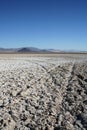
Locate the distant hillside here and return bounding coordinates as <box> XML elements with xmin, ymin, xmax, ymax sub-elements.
<box><xmin>17</xmin><ymin>47</ymin><xmax>62</xmax><ymax>53</ymax></box>
<box><xmin>18</xmin><ymin>47</ymin><xmax>41</xmax><ymax>52</ymax></box>
<box><xmin>0</xmin><ymin>47</ymin><xmax>87</xmax><ymax>53</ymax></box>
<box><xmin>0</xmin><ymin>47</ymin><xmax>61</xmax><ymax>53</ymax></box>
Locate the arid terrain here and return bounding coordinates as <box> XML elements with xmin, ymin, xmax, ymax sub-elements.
<box><xmin>0</xmin><ymin>54</ymin><xmax>87</xmax><ymax>130</ymax></box>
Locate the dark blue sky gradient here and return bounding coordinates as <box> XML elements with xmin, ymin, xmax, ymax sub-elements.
<box><xmin>0</xmin><ymin>0</ymin><xmax>87</xmax><ymax>50</ymax></box>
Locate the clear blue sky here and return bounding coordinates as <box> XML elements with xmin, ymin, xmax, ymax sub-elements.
<box><xmin>0</xmin><ymin>0</ymin><xmax>87</xmax><ymax>50</ymax></box>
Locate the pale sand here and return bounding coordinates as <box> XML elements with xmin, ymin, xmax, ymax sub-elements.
<box><xmin>0</xmin><ymin>54</ymin><xmax>87</xmax><ymax>130</ymax></box>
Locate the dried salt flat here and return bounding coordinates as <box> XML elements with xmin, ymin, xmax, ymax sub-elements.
<box><xmin>0</xmin><ymin>54</ymin><xmax>87</xmax><ymax>130</ymax></box>
<box><xmin>0</xmin><ymin>56</ymin><xmax>86</xmax><ymax>72</ymax></box>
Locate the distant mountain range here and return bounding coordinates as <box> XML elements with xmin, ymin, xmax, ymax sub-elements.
<box><xmin>0</xmin><ymin>47</ymin><xmax>61</xmax><ymax>53</ymax></box>
<box><xmin>0</xmin><ymin>47</ymin><xmax>86</xmax><ymax>53</ymax></box>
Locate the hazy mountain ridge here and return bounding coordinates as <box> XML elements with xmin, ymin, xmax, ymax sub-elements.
<box><xmin>0</xmin><ymin>47</ymin><xmax>86</xmax><ymax>53</ymax></box>
<box><xmin>0</xmin><ymin>47</ymin><xmax>61</xmax><ymax>53</ymax></box>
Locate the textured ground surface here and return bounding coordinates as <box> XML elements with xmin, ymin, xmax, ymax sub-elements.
<box><xmin>0</xmin><ymin>54</ymin><xmax>87</xmax><ymax>130</ymax></box>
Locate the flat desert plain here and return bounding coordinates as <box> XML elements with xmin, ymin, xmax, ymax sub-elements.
<box><xmin>0</xmin><ymin>53</ymin><xmax>87</xmax><ymax>130</ymax></box>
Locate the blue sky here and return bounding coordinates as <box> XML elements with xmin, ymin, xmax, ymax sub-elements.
<box><xmin>0</xmin><ymin>0</ymin><xmax>87</xmax><ymax>50</ymax></box>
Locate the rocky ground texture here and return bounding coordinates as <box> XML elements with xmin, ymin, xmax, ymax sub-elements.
<box><xmin>0</xmin><ymin>54</ymin><xmax>87</xmax><ymax>130</ymax></box>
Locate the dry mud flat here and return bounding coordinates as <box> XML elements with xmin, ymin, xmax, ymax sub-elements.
<box><xmin>0</xmin><ymin>54</ymin><xmax>87</xmax><ymax>130</ymax></box>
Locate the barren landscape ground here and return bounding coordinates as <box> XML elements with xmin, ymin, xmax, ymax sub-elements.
<box><xmin>0</xmin><ymin>54</ymin><xmax>87</xmax><ymax>130</ymax></box>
